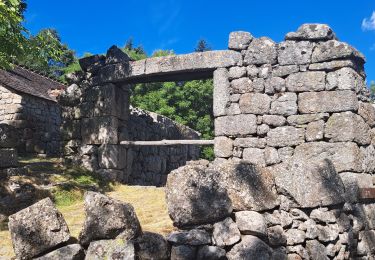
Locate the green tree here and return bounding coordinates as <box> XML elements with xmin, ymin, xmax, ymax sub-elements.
<box><xmin>122</xmin><ymin>38</ymin><xmax>147</xmax><ymax>61</ymax></box>
<box><xmin>0</xmin><ymin>0</ymin><xmax>28</xmax><ymax>69</ymax></box>
<box><xmin>195</xmin><ymin>39</ymin><xmax>212</xmax><ymax>52</ymax></box>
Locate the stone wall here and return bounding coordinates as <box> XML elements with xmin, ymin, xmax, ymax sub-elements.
<box><xmin>60</xmin><ymin>56</ymin><xmax>200</xmax><ymax>185</ymax></box>
<box><xmin>0</xmin><ymin>85</ymin><xmax>61</xmax><ymax>156</ymax></box>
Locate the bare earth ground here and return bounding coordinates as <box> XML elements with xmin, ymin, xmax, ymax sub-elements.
<box><xmin>0</xmin><ymin>158</ymin><xmax>174</xmax><ymax>259</ymax></box>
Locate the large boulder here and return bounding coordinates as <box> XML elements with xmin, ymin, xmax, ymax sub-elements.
<box><xmin>85</xmin><ymin>239</ymin><xmax>135</xmax><ymax>260</ymax></box>
<box><xmin>285</xmin><ymin>24</ymin><xmax>336</xmax><ymax>41</ymax></box>
<box><xmin>213</xmin><ymin>161</ymin><xmax>279</xmax><ymax>211</ymax></box>
<box><xmin>34</xmin><ymin>244</ymin><xmax>84</xmax><ymax>260</ymax></box>
<box><xmin>79</xmin><ymin>192</ymin><xmax>142</xmax><ymax>246</ymax></box>
<box><xmin>8</xmin><ymin>198</ymin><xmax>70</xmax><ymax>260</ymax></box>
<box><xmin>165</xmin><ymin>164</ymin><xmax>232</xmax><ymax>227</ymax></box>
<box><xmin>0</xmin><ymin>124</ymin><xmax>18</xmax><ymax>148</ymax></box>
<box><xmin>243</xmin><ymin>37</ymin><xmax>277</xmax><ymax>65</ymax></box>
<box><xmin>270</xmin><ymin>158</ymin><xmax>345</xmax><ymax>208</ymax></box>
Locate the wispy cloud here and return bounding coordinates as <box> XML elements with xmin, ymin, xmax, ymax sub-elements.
<box><xmin>362</xmin><ymin>11</ymin><xmax>375</xmax><ymax>31</ymax></box>
<box><xmin>149</xmin><ymin>0</ymin><xmax>182</xmax><ymax>36</ymax></box>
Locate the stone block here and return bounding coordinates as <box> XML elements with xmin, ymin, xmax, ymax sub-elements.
<box><xmin>214</xmin><ymin>136</ymin><xmax>233</xmax><ymax>158</ymax></box>
<box><xmin>270</xmin><ymin>92</ymin><xmax>297</xmax><ymax>116</ymax></box>
<box><xmin>171</xmin><ymin>245</ymin><xmax>197</xmax><ymax>260</ymax></box>
<box><xmin>306</xmin><ymin>120</ymin><xmax>324</xmax><ymax>141</ymax></box>
<box><xmin>286</xmin><ymin>71</ymin><xmax>326</xmax><ymax>92</ymax></box>
<box><xmin>167</xmin><ymin>229</ymin><xmax>211</xmax><ymax>246</ymax></box>
<box><xmin>239</xmin><ymin>93</ymin><xmax>271</xmax><ymax>115</ymax></box>
<box><xmin>215</xmin><ymin>114</ymin><xmax>257</xmax><ymax>137</ymax></box>
<box><xmin>272</xmin><ymin>65</ymin><xmax>299</xmax><ymax>77</ymax></box>
<box><xmin>228</xmin><ymin>31</ymin><xmax>253</xmax><ymax>50</ymax></box>
<box><xmin>227</xmin><ymin>235</ymin><xmax>273</xmax><ymax>260</ymax></box>
<box><xmin>105</xmin><ymin>45</ymin><xmax>130</xmax><ymax>64</ymax></box>
<box><xmin>298</xmin><ymin>90</ymin><xmax>358</xmax><ymax>114</ymax></box>
<box><xmin>230</xmin><ymin>77</ymin><xmax>252</xmax><ymax>94</ymax></box>
<box><xmin>265</xmin><ymin>76</ymin><xmax>286</xmax><ymax>94</ymax></box>
<box><xmin>133</xmin><ymin>232</ymin><xmax>170</xmax><ymax>260</ymax></box>
<box><xmin>34</xmin><ymin>244</ymin><xmax>84</xmax><ymax>260</ymax></box>
<box><xmin>85</xmin><ymin>239</ymin><xmax>135</xmax><ymax>260</ymax></box>
<box><xmin>235</xmin><ymin>211</ymin><xmax>267</xmax><ymax>237</ymax></box>
<box><xmin>262</xmin><ymin>115</ymin><xmax>286</xmax><ymax>127</ymax></box>
<box><xmin>252</xmin><ymin>78</ymin><xmax>265</xmax><ymax>92</ymax></box>
<box><xmin>213</xmin><ymin>68</ymin><xmax>230</xmax><ymax>117</ymax></box>
<box><xmin>340</xmin><ymin>172</ymin><xmax>374</xmax><ymax>202</ymax></box>
<box><xmin>326</xmin><ymin>67</ymin><xmax>365</xmax><ymax>93</ymax></box>
<box><xmin>243</xmin><ymin>37</ymin><xmax>277</xmax><ymax>65</ymax></box>
<box><xmin>312</xmin><ymin>40</ymin><xmax>365</xmax><ymax>63</ymax></box>
<box><xmin>233</xmin><ymin>137</ymin><xmax>266</xmax><ymax>148</ymax></box>
<box><xmin>271</xmin><ymin>158</ymin><xmax>345</xmax><ymax>208</ymax></box>
<box><xmin>264</xmin><ymin>147</ymin><xmax>281</xmax><ymax>165</ymax></box>
<box><xmin>285</xmin><ymin>24</ymin><xmax>336</xmax><ymax>41</ymax></box>
<box><xmin>0</xmin><ymin>148</ymin><xmax>18</xmax><ymax>168</ymax></box>
<box><xmin>294</xmin><ymin>142</ymin><xmax>362</xmax><ymax>173</ymax></box>
<box><xmin>212</xmin><ymin>217</ymin><xmax>241</xmax><ymax>247</ymax></box>
<box><xmin>98</xmin><ymin>144</ymin><xmax>127</xmax><ymax>169</ymax></box>
<box><xmin>228</xmin><ymin>66</ymin><xmax>247</xmax><ymax>79</ymax></box>
<box><xmin>8</xmin><ymin>198</ymin><xmax>70</xmax><ymax>259</ymax></box>
<box><xmin>266</xmin><ymin>126</ymin><xmax>305</xmax><ymax>147</ymax></box>
<box><xmin>278</xmin><ymin>41</ymin><xmax>314</xmax><ymax>65</ymax></box>
<box><xmin>61</xmin><ymin>120</ymin><xmax>81</xmax><ymax>141</ymax></box>
<box><xmin>243</xmin><ymin>148</ymin><xmax>266</xmax><ymax>166</ymax></box>
<box><xmin>359</xmin><ymin>102</ymin><xmax>375</xmax><ymax>127</ymax></box>
<box><xmin>325</xmin><ymin>112</ymin><xmax>371</xmax><ymax>145</ymax></box>
<box><xmin>287</xmin><ymin>113</ymin><xmax>329</xmax><ymax>125</ymax></box>
<box><xmin>81</xmin><ymin>116</ymin><xmax>118</xmax><ymax>144</ymax></box>
<box><xmin>197</xmin><ymin>246</ymin><xmax>226</xmax><ymax>260</ymax></box>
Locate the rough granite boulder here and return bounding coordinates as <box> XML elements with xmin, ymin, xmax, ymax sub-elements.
<box><xmin>228</xmin><ymin>31</ymin><xmax>253</xmax><ymax>50</ymax></box>
<box><xmin>133</xmin><ymin>232</ymin><xmax>170</xmax><ymax>260</ymax></box>
<box><xmin>167</xmin><ymin>229</ymin><xmax>211</xmax><ymax>246</ymax></box>
<box><xmin>34</xmin><ymin>244</ymin><xmax>84</xmax><ymax>260</ymax></box>
<box><xmin>270</xmin><ymin>158</ymin><xmax>345</xmax><ymax>208</ymax></box>
<box><xmin>235</xmin><ymin>211</ymin><xmax>267</xmax><ymax>237</ymax></box>
<box><xmin>278</xmin><ymin>41</ymin><xmax>314</xmax><ymax>65</ymax></box>
<box><xmin>197</xmin><ymin>245</ymin><xmax>226</xmax><ymax>260</ymax></box>
<box><xmin>8</xmin><ymin>198</ymin><xmax>71</xmax><ymax>260</ymax></box>
<box><xmin>243</xmin><ymin>37</ymin><xmax>277</xmax><ymax>65</ymax></box>
<box><xmin>212</xmin><ymin>161</ymin><xmax>279</xmax><ymax>211</ymax></box>
<box><xmin>212</xmin><ymin>217</ymin><xmax>241</xmax><ymax>247</ymax></box>
<box><xmin>79</xmin><ymin>192</ymin><xmax>142</xmax><ymax>246</ymax></box>
<box><xmin>311</xmin><ymin>40</ymin><xmax>365</xmax><ymax>63</ymax></box>
<box><xmin>106</xmin><ymin>45</ymin><xmax>131</xmax><ymax>64</ymax></box>
<box><xmin>85</xmin><ymin>239</ymin><xmax>135</xmax><ymax>260</ymax></box>
<box><xmin>226</xmin><ymin>235</ymin><xmax>273</xmax><ymax>260</ymax></box>
<box><xmin>286</xmin><ymin>71</ymin><xmax>326</xmax><ymax>92</ymax></box>
<box><xmin>170</xmin><ymin>245</ymin><xmax>197</xmax><ymax>260</ymax></box>
<box><xmin>165</xmin><ymin>164</ymin><xmax>232</xmax><ymax>227</ymax></box>
<box><xmin>285</xmin><ymin>24</ymin><xmax>336</xmax><ymax>41</ymax></box>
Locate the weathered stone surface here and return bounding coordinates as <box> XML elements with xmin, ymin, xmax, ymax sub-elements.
<box><xmin>242</xmin><ymin>148</ymin><xmax>266</xmax><ymax>166</ymax></box>
<box><xmin>270</xmin><ymin>93</ymin><xmax>298</xmax><ymax>116</ymax></box>
<box><xmin>213</xmin><ymin>68</ymin><xmax>230</xmax><ymax>117</ymax></box>
<box><xmin>278</xmin><ymin>147</ymin><xmax>294</xmax><ymax>161</ymax></box>
<box><xmin>286</xmin><ymin>71</ymin><xmax>325</xmax><ymax>92</ymax></box>
<box><xmin>257</xmin><ymin>124</ymin><xmax>270</xmax><ymax>136</ymax></box>
<box><xmin>235</xmin><ymin>211</ymin><xmax>267</xmax><ymax>237</ymax></box>
<box><xmin>262</xmin><ymin>115</ymin><xmax>286</xmax><ymax>127</ymax></box>
<box><xmin>170</xmin><ymin>245</ymin><xmax>196</xmax><ymax>260</ymax></box>
<box><xmin>264</xmin><ymin>147</ymin><xmax>281</xmax><ymax>165</ymax></box>
<box><xmin>287</xmin><ymin>245</ymin><xmax>309</xmax><ymax>260</ymax></box>
<box><xmin>230</xmin><ymin>77</ymin><xmax>252</xmax><ymax>94</ymax></box>
<box><xmin>325</xmin><ymin>112</ymin><xmax>371</xmax><ymax>145</ymax></box>
<box><xmin>0</xmin><ymin>148</ymin><xmax>18</xmax><ymax>168</ymax></box>
<box><xmin>243</xmin><ymin>37</ymin><xmax>277</xmax><ymax>65</ymax></box>
<box><xmin>272</xmin><ymin>65</ymin><xmax>299</xmax><ymax>77</ymax></box>
<box><xmin>234</xmin><ymin>137</ymin><xmax>266</xmax><ymax>148</ymax></box>
<box><xmin>226</xmin><ymin>103</ymin><xmax>241</xmax><ymax>115</ymax></box>
<box><xmin>271</xmin><ymin>158</ymin><xmax>345</xmax><ymax>208</ymax></box>
<box><xmin>309</xmin><ymin>59</ymin><xmax>361</xmax><ymax>72</ymax></box>
<box><xmin>228</xmin><ymin>31</ymin><xmax>253</xmax><ymax>50</ymax></box>
<box><xmin>361</xmin><ymin>145</ymin><xmax>375</xmax><ymax>173</ymax></box>
<box><xmin>357</xmin><ymin>230</ymin><xmax>375</xmax><ymax>256</ymax></box>
<box><xmin>79</xmin><ymin>192</ymin><xmax>142</xmax><ymax>246</ymax></box>
<box><xmin>166</xmin><ymin>164</ymin><xmax>232</xmax><ymax>227</ymax></box>
<box><xmin>134</xmin><ymin>232</ymin><xmax>170</xmax><ymax>260</ymax></box>
<box><xmin>8</xmin><ymin>198</ymin><xmax>70</xmax><ymax>260</ymax></box>
<box><xmin>278</xmin><ymin>41</ymin><xmax>314</xmax><ymax>65</ymax></box>
<box><xmin>265</xmin><ymin>77</ymin><xmax>286</xmax><ymax>94</ymax></box>
<box><xmin>106</xmin><ymin>45</ymin><xmax>130</xmax><ymax>64</ymax></box>
<box><xmin>197</xmin><ymin>245</ymin><xmax>226</xmax><ymax>260</ymax></box>
<box><xmin>228</xmin><ymin>66</ymin><xmax>247</xmax><ymax>79</ymax></box>
<box><xmin>266</xmin><ymin>126</ymin><xmax>305</xmax><ymax>147</ymax></box>
<box><xmin>294</xmin><ymin>142</ymin><xmax>362</xmax><ymax>173</ymax></box>
<box><xmin>286</xmin><ymin>24</ymin><xmax>336</xmax><ymax>41</ymax></box>
<box><xmin>58</xmin><ymin>84</ymin><xmax>82</xmax><ymax>107</ymax></box>
<box><xmin>86</xmin><ymin>239</ymin><xmax>135</xmax><ymax>260</ymax></box>
<box><xmin>239</xmin><ymin>93</ymin><xmax>271</xmax><ymax>114</ymax></box>
<box><xmin>326</xmin><ymin>67</ymin><xmax>365</xmax><ymax>93</ymax></box>
<box><xmin>267</xmin><ymin>225</ymin><xmax>287</xmax><ymax>246</ymax></box>
<box><xmin>287</xmin><ymin>113</ymin><xmax>329</xmax><ymax>125</ymax></box>
<box><xmin>0</xmin><ymin>124</ymin><xmax>18</xmax><ymax>148</ymax></box>
<box><xmin>306</xmin><ymin>120</ymin><xmax>324</xmax><ymax>141</ymax></box>
<box><xmin>214</xmin><ymin>136</ymin><xmax>233</xmax><ymax>158</ymax></box>
<box><xmin>359</xmin><ymin>102</ymin><xmax>375</xmax><ymax>127</ymax></box>
<box><xmin>252</xmin><ymin>78</ymin><xmax>265</xmax><ymax>92</ymax></box>
<box><xmin>310</xmin><ymin>208</ymin><xmax>337</xmax><ymax>224</ymax></box>
<box><xmin>212</xmin><ymin>217</ymin><xmax>241</xmax><ymax>246</ymax></box>
<box><xmin>298</xmin><ymin>90</ymin><xmax>358</xmax><ymax>114</ymax></box>
<box><xmin>226</xmin><ymin>235</ymin><xmax>273</xmax><ymax>260</ymax></box>
<box><xmin>340</xmin><ymin>172</ymin><xmax>374</xmax><ymax>202</ymax></box>
<box><xmin>98</xmin><ymin>144</ymin><xmax>127</xmax><ymax>169</ymax></box>
<box><xmin>312</xmin><ymin>40</ymin><xmax>365</xmax><ymax>63</ymax></box>
<box><xmin>34</xmin><ymin>244</ymin><xmax>84</xmax><ymax>260</ymax></box>
<box><xmin>79</xmin><ymin>54</ymin><xmax>105</xmax><ymax>72</ymax></box>
<box><xmin>258</xmin><ymin>64</ymin><xmax>272</xmax><ymax>78</ymax></box>
<box><xmin>215</xmin><ymin>114</ymin><xmax>257</xmax><ymax>136</ymax></box>
<box><xmin>81</xmin><ymin>116</ymin><xmax>118</xmax><ymax>144</ymax></box>
<box><xmin>285</xmin><ymin>229</ymin><xmax>306</xmax><ymax>245</ymax></box>
<box><xmin>167</xmin><ymin>229</ymin><xmax>211</xmax><ymax>246</ymax></box>
<box><xmin>213</xmin><ymin>161</ymin><xmax>279</xmax><ymax>211</ymax></box>
<box><xmin>306</xmin><ymin>240</ymin><xmax>329</xmax><ymax>260</ymax></box>
<box><xmin>246</xmin><ymin>65</ymin><xmax>259</xmax><ymax>78</ymax></box>
<box><xmin>316</xmin><ymin>224</ymin><xmax>339</xmax><ymax>242</ymax></box>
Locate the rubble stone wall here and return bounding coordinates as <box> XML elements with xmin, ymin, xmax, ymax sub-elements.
<box><xmin>0</xmin><ymin>85</ymin><xmax>61</xmax><ymax>155</ymax></box>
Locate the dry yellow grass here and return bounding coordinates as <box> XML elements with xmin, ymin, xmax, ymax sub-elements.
<box><xmin>0</xmin><ymin>185</ymin><xmax>174</xmax><ymax>259</ymax></box>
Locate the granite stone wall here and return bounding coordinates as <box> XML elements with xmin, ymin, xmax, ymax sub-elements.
<box><xmin>0</xmin><ymin>85</ymin><xmax>61</xmax><ymax>156</ymax></box>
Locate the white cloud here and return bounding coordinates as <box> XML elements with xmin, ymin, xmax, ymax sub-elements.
<box><xmin>362</xmin><ymin>11</ymin><xmax>375</xmax><ymax>31</ymax></box>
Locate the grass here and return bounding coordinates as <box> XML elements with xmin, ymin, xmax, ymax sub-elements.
<box><xmin>0</xmin><ymin>157</ymin><xmax>174</xmax><ymax>259</ymax></box>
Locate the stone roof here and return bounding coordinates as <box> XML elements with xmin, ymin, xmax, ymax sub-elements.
<box><xmin>0</xmin><ymin>65</ymin><xmax>66</xmax><ymax>102</ymax></box>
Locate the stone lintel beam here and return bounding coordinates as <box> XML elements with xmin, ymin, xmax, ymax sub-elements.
<box><xmin>95</xmin><ymin>50</ymin><xmax>242</xmax><ymax>84</ymax></box>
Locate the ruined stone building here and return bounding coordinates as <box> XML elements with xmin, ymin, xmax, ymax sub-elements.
<box><xmin>0</xmin><ymin>66</ymin><xmax>64</xmax><ymax>156</ymax></box>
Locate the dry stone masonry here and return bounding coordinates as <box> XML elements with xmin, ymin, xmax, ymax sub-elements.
<box><xmin>8</xmin><ymin>23</ymin><xmax>375</xmax><ymax>259</ymax></box>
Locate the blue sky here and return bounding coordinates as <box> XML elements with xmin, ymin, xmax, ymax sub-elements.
<box><xmin>25</xmin><ymin>0</ymin><xmax>375</xmax><ymax>84</ymax></box>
